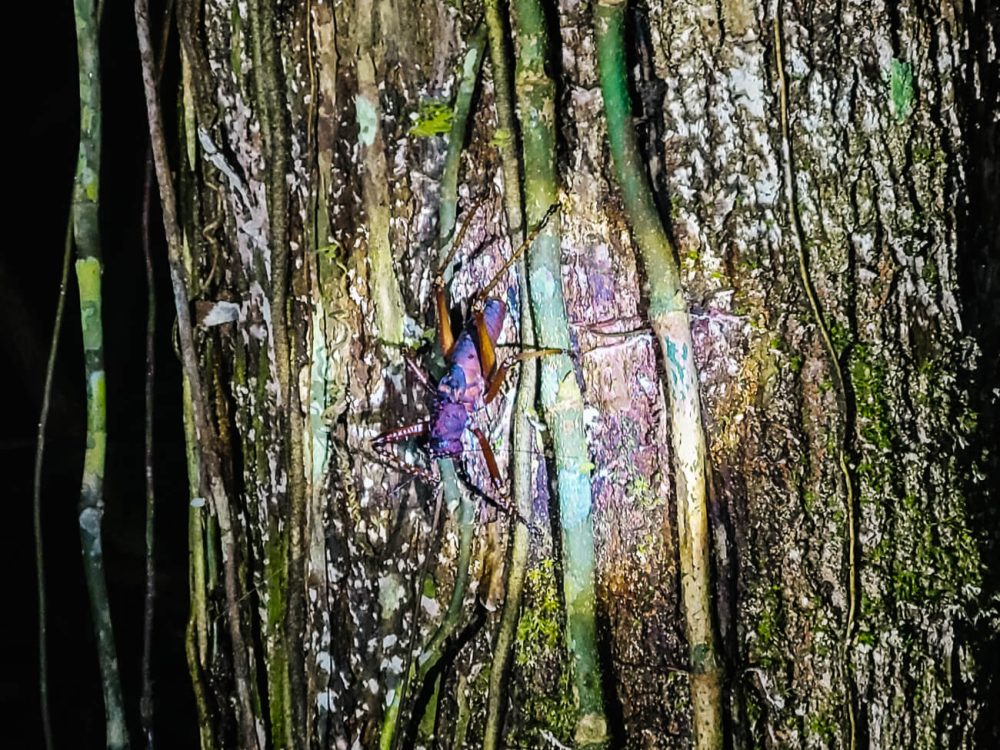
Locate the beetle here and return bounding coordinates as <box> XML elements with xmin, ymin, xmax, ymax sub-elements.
<box><xmin>371</xmin><ymin>204</ymin><xmax>558</xmax><ymax>504</ymax></box>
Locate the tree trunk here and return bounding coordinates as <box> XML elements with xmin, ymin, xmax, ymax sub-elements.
<box><xmin>170</xmin><ymin>0</ymin><xmax>996</xmax><ymax>747</ymax></box>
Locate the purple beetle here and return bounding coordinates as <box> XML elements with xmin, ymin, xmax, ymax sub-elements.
<box><xmin>371</xmin><ymin>204</ymin><xmax>559</xmax><ymax>494</ymax></box>
<box><xmin>372</xmin><ymin>297</ymin><xmax>514</xmax><ymax>488</ymax></box>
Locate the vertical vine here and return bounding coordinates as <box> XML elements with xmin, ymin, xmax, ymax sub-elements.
<box><xmin>34</xmin><ymin>222</ymin><xmax>73</xmax><ymax>750</ymax></box>
<box><xmin>773</xmin><ymin>9</ymin><xmax>860</xmax><ymax>748</ymax></box>
<box><xmin>482</xmin><ymin>0</ymin><xmax>539</xmax><ymax>744</ymax></box>
<box><xmin>516</xmin><ymin>0</ymin><xmax>609</xmax><ymax>744</ymax></box>
<box><xmin>134</xmin><ymin>0</ymin><xmax>259</xmax><ymax>746</ymax></box>
<box><xmin>594</xmin><ymin>0</ymin><xmax>723</xmax><ymax>747</ymax></box>
<box><xmin>72</xmin><ymin>1</ymin><xmax>129</xmax><ymax>747</ymax></box>
<box><xmin>378</xmin><ymin>28</ymin><xmax>488</xmax><ymax>749</ymax></box>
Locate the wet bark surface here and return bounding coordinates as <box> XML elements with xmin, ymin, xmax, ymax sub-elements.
<box><xmin>175</xmin><ymin>0</ymin><xmax>997</xmax><ymax>747</ymax></box>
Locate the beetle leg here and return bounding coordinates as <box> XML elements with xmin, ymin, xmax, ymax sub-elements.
<box><xmin>472</xmin><ymin>427</ymin><xmax>503</xmax><ymax>489</ymax></box>
<box><xmin>454</xmin><ymin>454</ymin><xmax>527</xmax><ymax>525</ymax></box>
<box><xmin>482</xmin><ymin>348</ymin><xmax>562</xmax><ymax>405</ymax></box>
<box><xmin>372</xmin><ymin>419</ymin><xmax>430</xmax><ymax>446</ymax></box>
<box><xmin>474</xmin><ymin>310</ymin><xmax>498</xmax><ymax>379</ymax></box>
<box><xmin>403</xmin><ymin>350</ymin><xmax>434</xmax><ymax>392</ymax></box>
<box><xmin>372</xmin><ymin>444</ymin><xmax>440</xmax><ymax>485</ymax></box>
<box><xmin>371</xmin><ymin>420</ymin><xmax>439</xmax><ymax>484</ymax></box>
<box><xmin>434</xmin><ymin>281</ymin><xmax>456</xmax><ymax>358</ymax></box>
<box><xmin>436</xmin><ymin>192</ymin><xmax>488</xmax><ymax>283</ymax></box>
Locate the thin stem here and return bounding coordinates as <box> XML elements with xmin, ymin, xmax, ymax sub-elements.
<box><xmin>414</xmin><ymin>462</ymin><xmax>477</xmax><ymax>684</ymax></box>
<box><xmin>140</xmin><ymin>8</ymin><xmax>173</xmax><ymax>743</ymax></box>
<box><xmin>140</xmin><ymin>150</ymin><xmax>157</xmax><ymax>750</ymax></box>
<box><xmin>33</xmin><ymin>220</ymin><xmax>73</xmax><ymax>750</ymax></box>
<box><xmin>482</xmin><ymin>0</ymin><xmax>537</xmax><ymax>745</ymax></box>
<box><xmin>516</xmin><ymin>0</ymin><xmax>608</xmax><ymax>744</ymax></box>
<box><xmin>773</xmin><ymin>10</ymin><xmax>859</xmax><ymax>748</ymax></box>
<box><xmin>134</xmin><ymin>1</ymin><xmax>259</xmax><ymax>746</ymax></box>
<box><xmin>72</xmin><ymin>0</ymin><xmax>129</xmax><ymax>745</ymax></box>
<box><xmin>246</xmin><ymin>0</ymin><xmax>306</xmax><ymax>742</ymax></box>
<box><xmin>594</xmin><ymin>2</ymin><xmax>722</xmax><ymax>747</ymax></box>
<box><xmin>182</xmin><ymin>376</ymin><xmax>214</xmax><ymax>750</ymax></box>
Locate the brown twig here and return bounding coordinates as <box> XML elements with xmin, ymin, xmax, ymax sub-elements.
<box><xmin>133</xmin><ymin>1</ymin><xmax>259</xmax><ymax>747</ymax></box>
<box><xmin>33</xmin><ymin>220</ymin><xmax>73</xmax><ymax>750</ymax></box>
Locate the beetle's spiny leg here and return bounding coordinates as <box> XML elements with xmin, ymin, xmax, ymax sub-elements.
<box><xmin>372</xmin><ymin>419</ymin><xmax>430</xmax><ymax>447</ymax></box>
<box><xmin>474</xmin><ymin>202</ymin><xmax>560</xmax><ymax>308</ymax></box>
<box><xmin>436</xmin><ymin>192</ymin><xmax>490</xmax><ymax>282</ymax></box>
<box><xmin>483</xmin><ymin>348</ymin><xmax>562</xmax><ymax>405</ymax></box>
<box><xmin>370</xmin><ymin>437</ymin><xmax>439</xmax><ymax>486</ymax></box>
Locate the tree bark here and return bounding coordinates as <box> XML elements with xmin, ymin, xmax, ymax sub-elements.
<box><xmin>168</xmin><ymin>0</ymin><xmax>996</xmax><ymax>747</ymax></box>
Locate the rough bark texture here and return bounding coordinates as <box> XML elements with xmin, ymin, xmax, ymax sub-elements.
<box><xmin>173</xmin><ymin>0</ymin><xmax>997</xmax><ymax>748</ymax></box>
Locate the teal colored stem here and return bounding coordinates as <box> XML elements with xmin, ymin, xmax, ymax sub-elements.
<box><xmin>416</xmin><ymin>460</ymin><xmax>476</xmax><ymax>679</ymax></box>
<box><xmin>595</xmin><ymin>2</ymin><xmax>723</xmax><ymax>748</ymax></box>
<box><xmin>438</xmin><ymin>22</ymin><xmax>488</xmax><ymax>282</ymax></box>
<box><xmin>515</xmin><ymin>0</ymin><xmax>608</xmax><ymax>745</ymax></box>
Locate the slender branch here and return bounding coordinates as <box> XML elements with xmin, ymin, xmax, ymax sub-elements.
<box><xmin>72</xmin><ymin>1</ymin><xmax>129</xmax><ymax>746</ymax></box>
<box><xmin>182</xmin><ymin>376</ymin><xmax>214</xmax><ymax>750</ymax></box>
<box><xmin>33</xmin><ymin>220</ymin><xmax>73</xmax><ymax>750</ymax></box>
<box><xmin>516</xmin><ymin>1</ymin><xmax>608</xmax><ymax>746</ymax></box>
<box><xmin>139</xmin><ymin>8</ymin><xmax>174</xmax><ymax>744</ymax></box>
<box><xmin>139</xmin><ymin>149</ymin><xmax>157</xmax><ymax>750</ymax></box>
<box><xmin>133</xmin><ymin>2</ymin><xmax>259</xmax><ymax>747</ymax></box>
<box><xmin>482</xmin><ymin>0</ymin><xmax>538</xmax><ymax>745</ymax></box>
<box><xmin>594</xmin><ymin>2</ymin><xmax>722</xmax><ymax>747</ymax></box>
<box><xmin>773</xmin><ymin>10</ymin><xmax>859</xmax><ymax>748</ymax></box>
<box><xmin>438</xmin><ymin>22</ymin><xmax>489</xmax><ymax>278</ymax></box>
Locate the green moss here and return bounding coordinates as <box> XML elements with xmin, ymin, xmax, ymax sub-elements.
<box><xmin>827</xmin><ymin>319</ymin><xmax>850</xmax><ymax>355</ymax></box>
<box><xmin>849</xmin><ymin>346</ymin><xmax>892</xmax><ymax>453</ymax></box>
<box><xmin>409</xmin><ymin>100</ymin><xmax>453</xmax><ymax>137</ymax></box>
<box><xmin>230</xmin><ymin>2</ymin><xmax>243</xmax><ymax>78</ymax></box>
<box><xmin>752</xmin><ymin>585</ymin><xmax>784</xmax><ymax>670</ymax></box>
<box><xmin>513</xmin><ymin>560</ymin><xmax>576</xmax><ymax>744</ymax></box>
<box><xmin>802</xmin><ymin>489</ymin><xmax>817</xmax><ymax>511</ymax></box>
<box><xmin>628</xmin><ymin>473</ymin><xmax>661</xmax><ymax>511</ymax></box>
<box><xmin>516</xmin><ymin>561</ymin><xmax>563</xmax><ymax>665</ymax></box>
<box><xmin>745</xmin><ymin>693</ymin><xmax>764</xmax><ymax>748</ymax></box>
<box><xmin>912</xmin><ymin>143</ymin><xmax>945</xmax><ymax>167</ymax></box>
<box><xmin>921</xmin><ymin>258</ymin><xmax>939</xmax><ymax>285</ymax></box>
<box><xmin>489</xmin><ymin>127</ymin><xmax>513</xmax><ymax>148</ymax></box>
<box><xmin>890</xmin><ymin>508</ymin><xmax>981</xmax><ymax>607</ymax></box>
<box><xmin>264</xmin><ymin>531</ymin><xmax>289</xmax><ymax>746</ymax></box>
<box><xmin>888</xmin><ymin>59</ymin><xmax>915</xmax><ymax>123</ymax></box>
<box><xmin>788</xmin><ymin>353</ymin><xmax>804</xmax><ymax>374</ymax></box>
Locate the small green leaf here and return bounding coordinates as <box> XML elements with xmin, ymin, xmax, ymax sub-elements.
<box><xmin>422</xmin><ymin>576</ymin><xmax>436</xmax><ymax>599</ymax></box>
<box><xmin>889</xmin><ymin>59</ymin><xmax>914</xmax><ymax>123</ymax></box>
<box><xmin>409</xmin><ymin>101</ymin><xmax>453</xmax><ymax>137</ymax></box>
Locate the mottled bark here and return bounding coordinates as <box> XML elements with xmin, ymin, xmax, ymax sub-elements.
<box><xmin>169</xmin><ymin>0</ymin><xmax>996</xmax><ymax>748</ymax></box>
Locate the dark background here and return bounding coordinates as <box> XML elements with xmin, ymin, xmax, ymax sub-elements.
<box><xmin>6</xmin><ymin>1</ymin><xmax>196</xmax><ymax>746</ymax></box>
